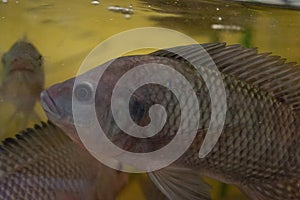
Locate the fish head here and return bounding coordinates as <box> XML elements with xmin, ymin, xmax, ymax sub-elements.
<box><xmin>41</xmin><ymin>76</ymin><xmax>79</xmax><ymax>142</ymax></box>
<box><xmin>2</xmin><ymin>40</ymin><xmax>43</xmax><ymax>76</ymax></box>
<box><xmin>41</xmin><ymin>55</ymin><xmax>186</xmax><ymax>152</ymax></box>
<box><xmin>1</xmin><ymin>39</ymin><xmax>45</xmax><ymax>115</ymax></box>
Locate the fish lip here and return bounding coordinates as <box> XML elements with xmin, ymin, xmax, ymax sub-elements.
<box><xmin>40</xmin><ymin>90</ymin><xmax>62</xmax><ymax>120</ymax></box>
<box><xmin>9</xmin><ymin>68</ymin><xmax>34</xmax><ymax>73</ymax></box>
<box><xmin>8</xmin><ymin>59</ymin><xmax>36</xmax><ymax>73</ymax></box>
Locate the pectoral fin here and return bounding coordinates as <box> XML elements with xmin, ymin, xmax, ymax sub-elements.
<box><xmin>148</xmin><ymin>167</ymin><xmax>211</xmax><ymax>200</ymax></box>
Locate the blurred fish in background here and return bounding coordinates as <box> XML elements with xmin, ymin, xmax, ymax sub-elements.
<box><xmin>0</xmin><ymin>122</ymin><xmax>128</xmax><ymax>200</ymax></box>
<box><xmin>0</xmin><ymin>39</ymin><xmax>44</xmax><ymax>136</ymax></box>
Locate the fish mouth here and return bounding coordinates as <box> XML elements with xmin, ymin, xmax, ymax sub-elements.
<box><xmin>8</xmin><ymin>60</ymin><xmax>35</xmax><ymax>73</ymax></box>
<box><xmin>9</xmin><ymin>68</ymin><xmax>34</xmax><ymax>73</ymax></box>
<box><xmin>40</xmin><ymin>90</ymin><xmax>62</xmax><ymax>120</ymax></box>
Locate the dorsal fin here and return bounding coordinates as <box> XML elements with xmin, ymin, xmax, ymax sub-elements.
<box><xmin>0</xmin><ymin>122</ymin><xmax>68</xmax><ymax>176</ymax></box>
<box><xmin>0</xmin><ymin>121</ymin><xmax>105</xmax><ymax>199</ymax></box>
<box><xmin>150</xmin><ymin>43</ymin><xmax>300</xmax><ymax>112</ymax></box>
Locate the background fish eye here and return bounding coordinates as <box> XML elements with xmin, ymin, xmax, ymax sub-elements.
<box><xmin>37</xmin><ymin>55</ymin><xmax>43</xmax><ymax>67</ymax></box>
<box><xmin>1</xmin><ymin>53</ymin><xmax>6</xmax><ymax>65</ymax></box>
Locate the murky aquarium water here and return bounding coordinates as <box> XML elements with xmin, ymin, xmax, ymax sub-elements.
<box><xmin>0</xmin><ymin>0</ymin><xmax>299</xmax><ymax>199</ymax></box>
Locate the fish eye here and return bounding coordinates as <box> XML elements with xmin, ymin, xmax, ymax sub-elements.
<box><xmin>74</xmin><ymin>82</ymin><xmax>93</xmax><ymax>102</ymax></box>
<box><xmin>38</xmin><ymin>55</ymin><xmax>43</xmax><ymax>67</ymax></box>
<box><xmin>1</xmin><ymin>53</ymin><xmax>6</xmax><ymax>65</ymax></box>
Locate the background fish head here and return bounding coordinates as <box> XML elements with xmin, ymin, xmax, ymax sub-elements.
<box><xmin>2</xmin><ymin>40</ymin><xmax>43</xmax><ymax>76</ymax></box>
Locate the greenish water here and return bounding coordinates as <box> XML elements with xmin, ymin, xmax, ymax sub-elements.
<box><xmin>0</xmin><ymin>0</ymin><xmax>299</xmax><ymax>199</ymax></box>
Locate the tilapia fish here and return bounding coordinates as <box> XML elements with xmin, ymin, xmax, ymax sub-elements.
<box><xmin>1</xmin><ymin>39</ymin><xmax>44</xmax><ymax>131</ymax></box>
<box><xmin>41</xmin><ymin>43</ymin><xmax>300</xmax><ymax>200</ymax></box>
<box><xmin>0</xmin><ymin>122</ymin><xmax>128</xmax><ymax>200</ymax></box>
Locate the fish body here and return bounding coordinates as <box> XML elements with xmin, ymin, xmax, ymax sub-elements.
<box><xmin>41</xmin><ymin>43</ymin><xmax>300</xmax><ymax>200</ymax></box>
<box><xmin>1</xmin><ymin>39</ymin><xmax>45</xmax><ymax>133</ymax></box>
<box><xmin>0</xmin><ymin>122</ymin><xmax>128</xmax><ymax>200</ymax></box>
<box><xmin>1</xmin><ymin>39</ymin><xmax>44</xmax><ymax>112</ymax></box>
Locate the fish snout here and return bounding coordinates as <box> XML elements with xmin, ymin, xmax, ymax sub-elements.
<box><xmin>41</xmin><ymin>79</ymin><xmax>75</xmax><ymax>123</ymax></box>
<box><xmin>40</xmin><ymin>90</ymin><xmax>62</xmax><ymax>120</ymax></box>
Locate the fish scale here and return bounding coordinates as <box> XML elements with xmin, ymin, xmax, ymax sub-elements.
<box><xmin>179</xmin><ymin>70</ymin><xmax>299</xmax><ymax>199</ymax></box>
<box><xmin>153</xmin><ymin>44</ymin><xmax>299</xmax><ymax>199</ymax></box>
<box><xmin>0</xmin><ymin>122</ymin><xmax>129</xmax><ymax>200</ymax></box>
<box><xmin>0</xmin><ymin>124</ymin><xmax>99</xmax><ymax>200</ymax></box>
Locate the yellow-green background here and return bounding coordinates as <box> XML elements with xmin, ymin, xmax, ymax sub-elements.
<box><xmin>0</xmin><ymin>0</ymin><xmax>299</xmax><ymax>199</ymax></box>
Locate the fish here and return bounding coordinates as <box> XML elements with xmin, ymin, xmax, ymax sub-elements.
<box><xmin>0</xmin><ymin>121</ymin><xmax>128</xmax><ymax>200</ymax></box>
<box><xmin>40</xmin><ymin>42</ymin><xmax>300</xmax><ymax>200</ymax></box>
<box><xmin>0</xmin><ymin>39</ymin><xmax>44</xmax><ymax>133</ymax></box>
